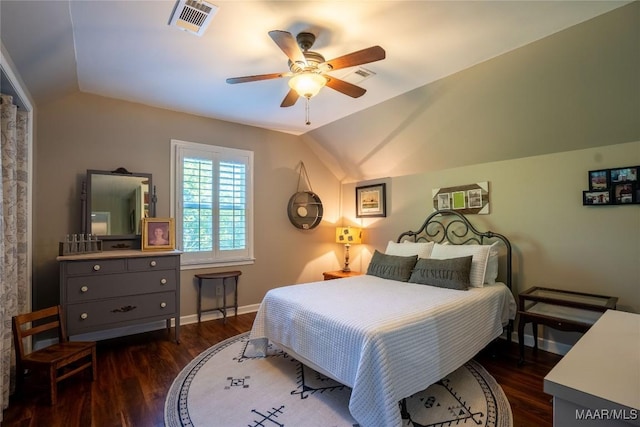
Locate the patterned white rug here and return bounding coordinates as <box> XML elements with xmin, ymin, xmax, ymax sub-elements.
<box><xmin>164</xmin><ymin>333</ymin><xmax>512</xmax><ymax>427</ymax></box>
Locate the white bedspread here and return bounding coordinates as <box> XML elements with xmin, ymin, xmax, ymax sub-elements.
<box><xmin>249</xmin><ymin>275</ymin><xmax>516</xmax><ymax>427</ymax></box>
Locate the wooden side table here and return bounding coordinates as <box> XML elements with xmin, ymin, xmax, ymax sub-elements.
<box><xmin>194</xmin><ymin>271</ymin><xmax>242</xmax><ymax>324</ymax></box>
<box><xmin>322</xmin><ymin>270</ymin><xmax>363</xmax><ymax>280</ymax></box>
<box><xmin>517</xmin><ymin>286</ymin><xmax>617</xmax><ymax>365</ymax></box>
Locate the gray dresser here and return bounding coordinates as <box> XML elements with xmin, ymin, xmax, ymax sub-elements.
<box><xmin>58</xmin><ymin>250</ymin><xmax>181</xmax><ymax>342</ymax></box>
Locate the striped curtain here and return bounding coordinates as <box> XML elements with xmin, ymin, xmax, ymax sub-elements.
<box><xmin>0</xmin><ymin>93</ymin><xmax>29</xmax><ymax>416</ymax></box>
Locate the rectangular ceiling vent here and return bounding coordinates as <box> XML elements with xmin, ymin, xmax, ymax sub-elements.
<box><xmin>169</xmin><ymin>0</ymin><xmax>218</xmax><ymax>36</ymax></box>
<box><xmin>341</xmin><ymin>67</ymin><xmax>376</xmax><ymax>85</ymax></box>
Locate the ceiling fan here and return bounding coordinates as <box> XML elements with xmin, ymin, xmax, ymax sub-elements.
<box><xmin>226</xmin><ymin>30</ymin><xmax>386</xmax><ymax>110</ymax></box>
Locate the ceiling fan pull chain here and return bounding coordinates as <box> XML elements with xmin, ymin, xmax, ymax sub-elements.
<box><xmin>305</xmin><ymin>97</ymin><xmax>311</xmax><ymax>126</ymax></box>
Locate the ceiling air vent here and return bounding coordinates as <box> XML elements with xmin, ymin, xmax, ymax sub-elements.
<box><xmin>340</xmin><ymin>67</ymin><xmax>376</xmax><ymax>85</ymax></box>
<box><xmin>169</xmin><ymin>0</ymin><xmax>218</xmax><ymax>36</ymax></box>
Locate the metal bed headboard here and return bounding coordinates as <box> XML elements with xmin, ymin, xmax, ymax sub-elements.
<box><xmin>396</xmin><ymin>209</ymin><xmax>512</xmax><ymax>291</ymax></box>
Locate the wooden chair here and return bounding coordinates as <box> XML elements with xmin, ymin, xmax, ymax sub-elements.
<box><xmin>12</xmin><ymin>305</ymin><xmax>97</xmax><ymax>405</ymax></box>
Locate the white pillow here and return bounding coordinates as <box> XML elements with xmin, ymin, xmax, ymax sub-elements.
<box><xmin>385</xmin><ymin>241</ymin><xmax>434</xmax><ymax>259</ymax></box>
<box><xmin>484</xmin><ymin>242</ymin><xmax>500</xmax><ymax>284</ymax></box>
<box><xmin>430</xmin><ymin>243</ymin><xmax>491</xmax><ymax>287</ymax></box>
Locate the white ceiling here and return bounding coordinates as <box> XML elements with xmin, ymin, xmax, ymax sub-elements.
<box><xmin>0</xmin><ymin>1</ymin><xmax>629</xmax><ymax>135</ymax></box>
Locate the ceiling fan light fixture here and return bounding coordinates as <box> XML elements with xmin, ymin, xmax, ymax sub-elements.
<box><xmin>288</xmin><ymin>72</ymin><xmax>327</xmax><ymax>98</ymax></box>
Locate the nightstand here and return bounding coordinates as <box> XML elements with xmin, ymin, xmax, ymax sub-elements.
<box><xmin>517</xmin><ymin>286</ymin><xmax>617</xmax><ymax>365</ymax></box>
<box><xmin>322</xmin><ymin>270</ymin><xmax>363</xmax><ymax>280</ymax></box>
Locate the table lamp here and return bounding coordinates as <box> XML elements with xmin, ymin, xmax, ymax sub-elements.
<box><xmin>335</xmin><ymin>226</ymin><xmax>362</xmax><ymax>272</ymax></box>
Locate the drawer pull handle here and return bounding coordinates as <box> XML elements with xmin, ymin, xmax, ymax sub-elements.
<box><xmin>111</xmin><ymin>305</ymin><xmax>137</xmax><ymax>313</ymax></box>
<box><xmin>80</xmin><ymin>313</ymin><xmax>88</xmax><ymax>320</ymax></box>
<box><xmin>160</xmin><ymin>278</ymin><xmax>167</xmax><ymax>285</ymax></box>
<box><xmin>93</xmin><ymin>264</ymin><xmax>101</xmax><ymax>271</ymax></box>
<box><xmin>80</xmin><ymin>286</ymin><xmax>89</xmax><ymax>293</ymax></box>
<box><xmin>160</xmin><ymin>302</ymin><xmax>167</xmax><ymax>308</ymax></box>
<box><xmin>150</xmin><ymin>261</ymin><xmax>157</xmax><ymax>267</ymax></box>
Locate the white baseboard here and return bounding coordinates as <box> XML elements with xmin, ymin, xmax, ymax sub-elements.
<box><xmin>180</xmin><ymin>303</ymin><xmax>261</xmax><ymax>326</ymax></box>
<box><xmin>508</xmin><ymin>330</ymin><xmax>572</xmax><ymax>356</ymax></box>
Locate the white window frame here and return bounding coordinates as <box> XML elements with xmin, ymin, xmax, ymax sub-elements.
<box><xmin>171</xmin><ymin>139</ymin><xmax>254</xmax><ymax>268</ymax></box>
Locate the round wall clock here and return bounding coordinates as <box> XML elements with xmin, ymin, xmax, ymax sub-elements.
<box><xmin>287</xmin><ymin>191</ymin><xmax>323</xmax><ymax>230</ymax></box>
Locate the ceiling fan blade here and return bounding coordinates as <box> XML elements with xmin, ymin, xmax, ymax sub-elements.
<box><xmin>269</xmin><ymin>30</ymin><xmax>307</xmax><ymax>66</ymax></box>
<box><xmin>226</xmin><ymin>72</ymin><xmax>287</xmax><ymax>84</ymax></box>
<box><xmin>325</xmin><ymin>76</ymin><xmax>367</xmax><ymax>98</ymax></box>
<box><xmin>280</xmin><ymin>89</ymin><xmax>300</xmax><ymax>107</ymax></box>
<box><xmin>322</xmin><ymin>46</ymin><xmax>386</xmax><ymax>71</ymax></box>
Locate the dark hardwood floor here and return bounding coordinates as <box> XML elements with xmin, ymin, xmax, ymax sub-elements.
<box><xmin>476</xmin><ymin>338</ymin><xmax>561</xmax><ymax>427</ymax></box>
<box><xmin>3</xmin><ymin>312</ymin><xmax>561</xmax><ymax>427</ymax></box>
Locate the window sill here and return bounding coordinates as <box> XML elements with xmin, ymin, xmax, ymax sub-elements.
<box><xmin>180</xmin><ymin>258</ymin><xmax>255</xmax><ymax>270</ymax></box>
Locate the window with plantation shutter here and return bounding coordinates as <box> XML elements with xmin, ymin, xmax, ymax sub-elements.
<box><xmin>172</xmin><ymin>140</ymin><xmax>254</xmax><ymax>267</ymax></box>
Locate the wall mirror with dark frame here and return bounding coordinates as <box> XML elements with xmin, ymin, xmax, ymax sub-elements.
<box><xmin>81</xmin><ymin>168</ymin><xmax>156</xmax><ymax>247</ymax></box>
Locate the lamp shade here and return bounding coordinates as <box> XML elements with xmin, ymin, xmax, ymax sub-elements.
<box><xmin>289</xmin><ymin>72</ymin><xmax>327</xmax><ymax>98</ymax></box>
<box><xmin>335</xmin><ymin>227</ymin><xmax>362</xmax><ymax>245</ymax></box>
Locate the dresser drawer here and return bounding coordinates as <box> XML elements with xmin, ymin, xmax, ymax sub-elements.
<box><xmin>66</xmin><ymin>291</ymin><xmax>177</xmax><ymax>334</ymax></box>
<box><xmin>127</xmin><ymin>255</ymin><xmax>178</xmax><ymax>271</ymax></box>
<box><xmin>65</xmin><ymin>258</ymin><xmax>126</xmax><ymax>276</ymax></box>
<box><xmin>59</xmin><ymin>250</ymin><xmax>181</xmax><ymax>341</ymax></box>
<box><xmin>66</xmin><ymin>270</ymin><xmax>177</xmax><ymax>303</ymax></box>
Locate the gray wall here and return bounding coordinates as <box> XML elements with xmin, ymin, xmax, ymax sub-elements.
<box><xmin>34</xmin><ymin>92</ymin><xmax>343</xmax><ymax>316</ymax></box>
<box><xmin>304</xmin><ymin>2</ymin><xmax>639</xmax><ymax>183</ymax></box>
<box><xmin>324</xmin><ymin>3</ymin><xmax>640</xmax><ymax>349</ymax></box>
<box><xmin>342</xmin><ymin>141</ymin><xmax>639</xmax><ymax>310</ymax></box>
<box><xmin>26</xmin><ymin>1</ymin><xmax>640</xmax><ymax>350</ymax></box>
<box><xmin>346</xmin><ymin>141</ymin><xmax>640</xmax><ymax>350</ymax></box>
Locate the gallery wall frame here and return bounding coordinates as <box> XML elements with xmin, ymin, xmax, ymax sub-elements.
<box><xmin>583</xmin><ymin>166</ymin><xmax>639</xmax><ymax>206</ymax></box>
<box><xmin>432</xmin><ymin>182</ymin><xmax>490</xmax><ymax>214</ymax></box>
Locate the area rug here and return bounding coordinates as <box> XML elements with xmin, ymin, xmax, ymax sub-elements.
<box><xmin>164</xmin><ymin>333</ymin><xmax>512</xmax><ymax>427</ymax></box>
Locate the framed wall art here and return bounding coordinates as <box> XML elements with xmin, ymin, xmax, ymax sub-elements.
<box><xmin>610</xmin><ymin>166</ymin><xmax>638</xmax><ymax>184</ymax></box>
<box><xmin>437</xmin><ymin>193</ymin><xmax>451</xmax><ymax>210</ymax></box>
<box><xmin>432</xmin><ymin>182</ymin><xmax>490</xmax><ymax>214</ymax></box>
<box><xmin>356</xmin><ymin>183</ymin><xmax>386</xmax><ymax>218</ymax></box>
<box><xmin>583</xmin><ymin>190</ymin><xmax>611</xmax><ymax>205</ymax></box>
<box><xmin>451</xmin><ymin>191</ymin><xmax>466</xmax><ymax>210</ymax></box>
<box><xmin>142</xmin><ymin>217</ymin><xmax>175</xmax><ymax>250</ymax></box>
<box><xmin>588</xmin><ymin>169</ymin><xmax>610</xmax><ymax>190</ymax></box>
<box><xmin>583</xmin><ymin>165</ymin><xmax>639</xmax><ymax>206</ymax></box>
<box><xmin>613</xmin><ymin>183</ymin><xmax>634</xmax><ymax>204</ymax></box>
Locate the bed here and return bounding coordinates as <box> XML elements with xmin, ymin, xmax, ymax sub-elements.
<box><xmin>249</xmin><ymin>210</ymin><xmax>516</xmax><ymax>427</ymax></box>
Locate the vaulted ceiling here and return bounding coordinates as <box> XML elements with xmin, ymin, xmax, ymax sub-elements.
<box><xmin>1</xmin><ymin>1</ymin><xmax>629</xmax><ymax>136</ymax></box>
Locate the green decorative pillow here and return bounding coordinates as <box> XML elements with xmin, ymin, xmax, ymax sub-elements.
<box><xmin>408</xmin><ymin>256</ymin><xmax>473</xmax><ymax>290</ymax></box>
<box><xmin>366</xmin><ymin>250</ymin><xmax>418</xmax><ymax>282</ymax></box>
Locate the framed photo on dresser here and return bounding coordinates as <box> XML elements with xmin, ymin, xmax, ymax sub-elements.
<box><xmin>142</xmin><ymin>218</ymin><xmax>175</xmax><ymax>250</ymax></box>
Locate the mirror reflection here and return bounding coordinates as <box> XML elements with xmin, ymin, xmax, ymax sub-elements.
<box><xmin>87</xmin><ymin>170</ymin><xmax>152</xmax><ymax>237</ymax></box>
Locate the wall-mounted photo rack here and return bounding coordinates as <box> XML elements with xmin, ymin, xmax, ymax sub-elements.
<box><xmin>583</xmin><ymin>166</ymin><xmax>639</xmax><ymax>206</ymax></box>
